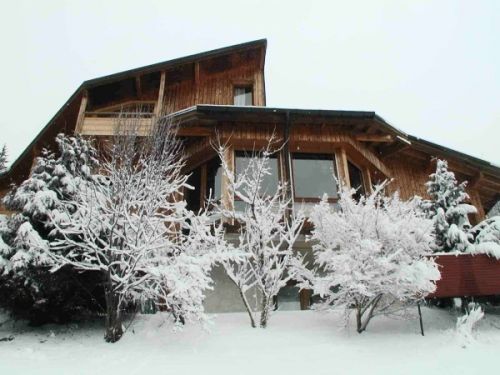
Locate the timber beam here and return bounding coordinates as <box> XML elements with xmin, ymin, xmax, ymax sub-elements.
<box><xmin>355</xmin><ymin>134</ymin><xmax>393</xmax><ymax>143</ymax></box>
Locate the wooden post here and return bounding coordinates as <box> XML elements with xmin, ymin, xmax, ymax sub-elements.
<box><xmin>417</xmin><ymin>302</ymin><xmax>425</xmax><ymax>336</ymax></box>
<box><xmin>299</xmin><ymin>289</ymin><xmax>312</xmax><ymax>310</ymax></box>
<box><xmin>221</xmin><ymin>145</ymin><xmax>234</xmax><ymax>220</ymax></box>
<box><xmin>254</xmin><ymin>72</ymin><xmax>265</xmax><ymax>106</ymax></box>
<box><xmin>194</xmin><ymin>62</ymin><xmax>200</xmax><ymax>104</ymax></box>
<box><xmin>135</xmin><ymin>76</ymin><xmax>142</xmax><ymax>98</ymax></box>
<box><xmin>362</xmin><ymin>166</ymin><xmax>373</xmax><ymax>194</ymax></box>
<box><xmin>335</xmin><ymin>148</ymin><xmax>351</xmax><ymax>188</ymax></box>
<box><xmin>154</xmin><ymin>71</ymin><xmax>166</xmax><ymax>116</ymax></box>
<box><xmin>75</xmin><ymin>91</ymin><xmax>88</xmax><ymax>134</ymax></box>
<box><xmin>281</xmin><ymin>112</ymin><xmax>293</xmax><ymax>219</ymax></box>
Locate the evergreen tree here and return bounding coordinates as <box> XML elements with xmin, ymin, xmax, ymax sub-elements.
<box><xmin>0</xmin><ymin>145</ymin><xmax>7</xmax><ymax>173</ymax></box>
<box><xmin>423</xmin><ymin>159</ymin><xmax>477</xmax><ymax>252</ymax></box>
<box><xmin>0</xmin><ymin>134</ymin><xmax>104</xmax><ymax>325</ymax></box>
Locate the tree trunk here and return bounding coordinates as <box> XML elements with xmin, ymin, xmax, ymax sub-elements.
<box><xmin>260</xmin><ymin>294</ymin><xmax>269</xmax><ymax>328</ymax></box>
<box><xmin>104</xmin><ymin>278</ymin><xmax>123</xmax><ymax>343</ymax></box>
<box><xmin>356</xmin><ymin>307</ymin><xmax>362</xmax><ymax>333</ymax></box>
<box><xmin>356</xmin><ymin>295</ymin><xmax>382</xmax><ymax>334</ymax></box>
<box><xmin>239</xmin><ymin>288</ymin><xmax>256</xmax><ymax>328</ymax></box>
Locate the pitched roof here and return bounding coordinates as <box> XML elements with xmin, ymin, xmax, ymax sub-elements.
<box><xmin>169</xmin><ymin>104</ymin><xmax>500</xmax><ymax>176</ymax></box>
<box><xmin>1</xmin><ymin>40</ymin><xmax>267</xmax><ymax>181</ymax></box>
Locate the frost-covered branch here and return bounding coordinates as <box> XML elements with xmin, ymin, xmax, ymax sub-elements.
<box><xmin>48</xmin><ymin>113</ymin><xmax>227</xmax><ymax>342</ymax></box>
<box><xmin>211</xmin><ymin>135</ymin><xmax>306</xmax><ymax>328</ymax></box>
<box><xmin>308</xmin><ymin>184</ymin><xmax>440</xmax><ymax>333</ymax></box>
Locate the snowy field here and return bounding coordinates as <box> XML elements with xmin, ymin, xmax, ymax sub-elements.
<box><xmin>1</xmin><ymin>308</ymin><xmax>500</xmax><ymax>375</ymax></box>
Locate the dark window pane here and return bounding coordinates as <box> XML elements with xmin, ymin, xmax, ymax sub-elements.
<box><xmin>348</xmin><ymin>161</ymin><xmax>365</xmax><ymax>200</ymax></box>
<box><xmin>185</xmin><ymin>167</ymin><xmax>201</xmax><ymax>212</ymax></box>
<box><xmin>292</xmin><ymin>153</ymin><xmax>337</xmax><ymax>198</ymax></box>
<box><xmin>206</xmin><ymin>157</ymin><xmax>222</xmax><ymax>200</ymax></box>
<box><xmin>235</xmin><ymin>151</ymin><xmax>279</xmax><ymax>196</ymax></box>
<box><xmin>277</xmin><ymin>285</ymin><xmax>301</xmax><ymax>311</ymax></box>
<box><xmin>234</xmin><ymin>86</ymin><xmax>253</xmax><ymax>106</ymax></box>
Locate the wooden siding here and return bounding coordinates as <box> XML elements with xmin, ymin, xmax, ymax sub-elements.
<box><xmin>81</xmin><ymin>62</ymin><xmax>264</xmax><ymax>136</ymax></box>
<box><xmin>384</xmin><ymin>156</ymin><xmax>428</xmax><ymax>199</ymax></box>
<box><xmin>385</xmin><ymin>155</ymin><xmax>486</xmax><ymax>221</ymax></box>
<box><xmin>430</xmin><ymin>254</ymin><xmax>500</xmax><ymax>298</ymax></box>
<box><xmin>162</xmin><ymin>64</ymin><xmax>264</xmax><ymax>113</ymax></box>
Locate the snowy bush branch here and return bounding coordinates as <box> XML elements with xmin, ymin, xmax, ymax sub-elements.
<box><xmin>308</xmin><ymin>183</ymin><xmax>440</xmax><ymax>333</ymax></box>
<box><xmin>48</xmin><ymin>114</ymin><xmax>227</xmax><ymax>342</ymax></box>
<box><xmin>212</xmin><ymin>136</ymin><xmax>306</xmax><ymax>328</ymax></box>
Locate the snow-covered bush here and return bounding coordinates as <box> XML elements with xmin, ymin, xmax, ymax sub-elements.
<box><xmin>49</xmin><ymin>115</ymin><xmax>226</xmax><ymax>342</ymax></box>
<box><xmin>308</xmin><ymin>184</ymin><xmax>440</xmax><ymax>333</ymax></box>
<box><xmin>0</xmin><ymin>135</ymin><xmax>104</xmax><ymax>325</ymax></box>
<box><xmin>212</xmin><ymin>140</ymin><xmax>306</xmax><ymax>328</ymax></box>
<box><xmin>456</xmin><ymin>303</ymin><xmax>484</xmax><ymax>347</ymax></box>
<box><xmin>423</xmin><ymin>159</ymin><xmax>476</xmax><ymax>252</ymax></box>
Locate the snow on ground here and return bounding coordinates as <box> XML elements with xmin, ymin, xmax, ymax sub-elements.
<box><xmin>1</xmin><ymin>307</ymin><xmax>500</xmax><ymax>375</ymax></box>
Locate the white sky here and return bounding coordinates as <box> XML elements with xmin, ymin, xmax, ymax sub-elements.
<box><xmin>1</xmin><ymin>0</ymin><xmax>499</xmax><ymax>166</ymax></box>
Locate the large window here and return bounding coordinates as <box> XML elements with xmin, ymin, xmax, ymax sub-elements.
<box><xmin>347</xmin><ymin>160</ymin><xmax>365</xmax><ymax>200</ymax></box>
<box><xmin>234</xmin><ymin>86</ymin><xmax>253</xmax><ymax>106</ymax></box>
<box><xmin>235</xmin><ymin>151</ymin><xmax>279</xmax><ymax>195</ymax></box>
<box><xmin>292</xmin><ymin>153</ymin><xmax>338</xmax><ymax>200</ymax></box>
<box><xmin>234</xmin><ymin>151</ymin><xmax>279</xmax><ymax>211</ymax></box>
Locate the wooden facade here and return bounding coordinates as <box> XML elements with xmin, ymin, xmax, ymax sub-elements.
<box><xmin>2</xmin><ymin>38</ymin><xmax>500</xmax><ymax>215</ymax></box>
<box><xmin>1</xmin><ymin>39</ymin><xmax>500</xmax><ymax>307</ymax></box>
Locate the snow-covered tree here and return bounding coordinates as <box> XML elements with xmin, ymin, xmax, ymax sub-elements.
<box><xmin>423</xmin><ymin>159</ymin><xmax>477</xmax><ymax>252</ymax></box>
<box><xmin>488</xmin><ymin>200</ymin><xmax>500</xmax><ymax>218</ymax></box>
<box><xmin>49</xmin><ymin>115</ymin><xmax>226</xmax><ymax>342</ymax></box>
<box><xmin>0</xmin><ymin>145</ymin><xmax>7</xmax><ymax>173</ymax></box>
<box><xmin>0</xmin><ymin>135</ymin><xmax>103</xmax><ymax>324</ymax></box>
<box><xmin>308</xmin><ymin>184</ymin><xmax>440</xmax><ymax>333</ymax></box>
<box><xmin>212</xmin><ymin>139</ymin><xmax>306</xmax><ymax>328</ymax></box>
<box><xmin>469</xmin><ymin>216</ymin><xmax>500</xmax><ymax>259</ymax></box>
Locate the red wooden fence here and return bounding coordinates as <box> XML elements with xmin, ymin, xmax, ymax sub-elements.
<box><xmin>429</xmin><ymin>254</ymin><xmax>500</xmax><ymax>298</ymax></box>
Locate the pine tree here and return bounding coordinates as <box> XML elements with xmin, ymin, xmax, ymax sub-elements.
<box><xmin>423</xmin><ymin>159</ymin><xmax>477</xmax><ymax>252</ymax></box>
<box><xmin>0</xmin><ymin>134</ymin><xmax>104</xmax><ymax>324</ymax></box>
<box><xmin>0</xmin><ymin>145</ymin><xmax>7</xmax><ymax>173</ymax></box>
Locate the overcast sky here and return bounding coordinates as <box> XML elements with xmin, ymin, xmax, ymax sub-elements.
<box><xmin>1</xmin><ymin>0</ymin><xmax>499</xmax><ymax>167</ymax></box>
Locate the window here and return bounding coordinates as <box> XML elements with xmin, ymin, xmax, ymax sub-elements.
<box><xmin>276</xmin><ymin>284</ymin><xmax>301</xmax><ymax>311</ymax></box>
<box><xmin>292</xmin><ymin>153</ymin><xmax>338</xmax><ymax>200</ymax></box>
<box><xmin>234</xmin><ymin>151</ymin><xmax>279</xmax><ymax>211</ymax></box>
<box><xmin>234</xmin><ymin>86</ymin><xmax>253</xmax><ymax>106</ymax></box>
<box><xmin>347</xmin><ymin>161</ymin><xmax>365</xmax><ymax>200</ymax></box>
<box><xmin>185</xmin><ymin>166</ymin><xmax>201</xmax><ymax>212</ymax></box>
<box><xmin>206</xmin><ymin>157</ymin><xmax>222</xmax><ymax>201</ymax></box>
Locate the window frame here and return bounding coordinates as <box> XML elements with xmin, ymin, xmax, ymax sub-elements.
<box><xmin>233</xmin><ymin>150</ymin><xmax>282</xmax><ymax>207</ymax></box>
<box><xmin>290</xmin><ymin>152</ymin><xmax>339</xmax><ymax>203</ymax></box>
<box><xmin>233</xmin><ymin>84</ymin><xmax>254</xmax><ymax>106</ymax></box>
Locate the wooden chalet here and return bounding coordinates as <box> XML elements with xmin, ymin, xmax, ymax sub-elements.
<box><xmin>1</xmin><ymin>39</ymin><xmax>500</xmax><ymax>310</ymax></box>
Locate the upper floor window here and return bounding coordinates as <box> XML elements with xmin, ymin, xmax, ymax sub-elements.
<box><xmin>347</xmin><ymin>160</ymin><xmax>365</xmax><ymax>200</ymax></box>
<box><xmin>234</xmin><ymin>86</ymin><xmax>253</xmax><ymax>106</ymax></box>
<box><xmin>292</xmin><ymin>153</ymin><xmax>338</xmax><ymax>201</ymax></box>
